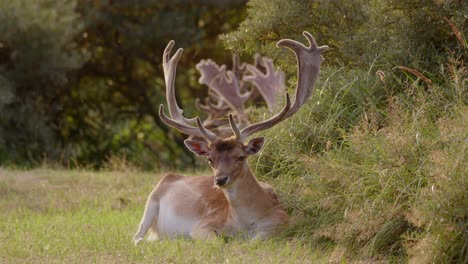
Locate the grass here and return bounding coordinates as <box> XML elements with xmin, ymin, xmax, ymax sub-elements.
<box><xmin>0</xmin><ymin>168</ymin><xmax>328</xmax><ymax>264</ymax></box>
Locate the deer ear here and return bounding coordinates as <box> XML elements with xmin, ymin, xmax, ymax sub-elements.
<box><xmin>245</xmin><ymin>137</ymin><xmax>265</xmax><ymax>155</ymax></box>
<box><xmin>184</xmin><ymin>139</ymin><xmax>210</xmax><ymax>156</ymax></box>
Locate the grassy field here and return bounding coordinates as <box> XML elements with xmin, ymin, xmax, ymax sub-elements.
<box><xmin>0</xmin><ymin>168</ymin><xmax>329</xmax><ymax>264</ymax></box>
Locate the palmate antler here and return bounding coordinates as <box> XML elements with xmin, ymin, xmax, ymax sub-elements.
<box><xmin>159</xmin><ymin>40</ymin><xmax>218</xmax><ymax>142</ymax></box>
<box><xmin>243</xmin><ymin>55</ymin><xmax>286</xmax><ymax>113</ymax></box>
<box><xmin>195</xmin><ymin>53</ymin><xmax>287</xmax><ymax>129</ymax></box>
<box><xmin>194</xmin><ymin>57</ymin><xmax>241</xmax><ymax>129</ymax></box>
<box><xmin>279</xmin><ymin>31</ymin><xmax>329</xmax><ymax>118</ymax></box>
<box><xmin>196</xmin><ymin>59</ymin><xmax>250</xmax><ymax>123</ymax></box>
<box><xmin>230</xmin><ymin>31</ymin><xmax>328</xmax><ymax>142</ymax></box>
<box><xmin>159</xmin><ymin>31</ymin><xmax>328</xmax><ymax>144</ymax></box>
<box><xmin>195</xmin><ymin>89</ymin><xmax>231</xmax><ymax>122</ymax></box>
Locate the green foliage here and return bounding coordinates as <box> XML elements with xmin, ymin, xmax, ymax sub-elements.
<box><xmin>66</xmin><ymin>0</ymin><xmax>245</xmax><ymax>169</ymax></box>
<box><xmin>224</xmin><ymin>4</ymin><xmax>467</xmax><ymax>260</ymax></box>
<box><xmin>1</xmin><ymin>0</ymin><xmax>465</xmax><ymax>170</ymax></box>
<box><xmin>0</xmin><ymin>0</ymin><xmax>87</xmax><ymax>165</ymax></box>
<box><xmin>222</xmin><ymin>0</ymin><xmax>467</xmax><ymax>69</ymax></box>
<box><xmin>0</xmin><ymin>0</ymin><xmax>246</xmax><ymax>168</ymax></box>
<box><xmin>221</xmin><ymin>0</ymin><xmax>368</xmax><ymax>65</ymax></box>
<box><xmin>0</xmin><ymin>2</ymin><xmax>466</xmax><ymax>260</ymax></box>
<box><xmin>250</xmin><ymin>53</ymin><xmax>467</xmax><ymax>261</ymax></box>
<box><xmin>363</xmin><ymin>0</ymin><xmax>467</xmax><ymax>70</ymax></box>
<box><xmin>407</xmin><ymin>102</ymin><xmax>467</xmax><ymax>263</ymax></box>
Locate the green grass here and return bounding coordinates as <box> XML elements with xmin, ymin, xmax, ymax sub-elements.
<box><xmin>0</xmin><ymin>168</ymin><xmax>328</xmax><ymax>263</ymax></box>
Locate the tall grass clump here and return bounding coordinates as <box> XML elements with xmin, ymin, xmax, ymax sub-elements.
<box><xmin>251</xmin><ymin>54</ymin><xmax>467</xmax><ymax>262</ymax></box>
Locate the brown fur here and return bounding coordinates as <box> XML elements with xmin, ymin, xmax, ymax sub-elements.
<box><xmin>213</xmin><ymin>139</ymin><xmax>239</xmax><ymax>152</ymax></box>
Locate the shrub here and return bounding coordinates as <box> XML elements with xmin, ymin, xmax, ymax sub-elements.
<box><xmin>251</xmin><ymin>54</ymin><xmax>466</xmax><ymax>261</ymax></box>
<box><xmin>0</xmin><ymin>0</ymin><xmax>87</xmax><ymax>165</ymax></box>
<box><xmin>222</xmin><ymin>0</ymin><xmax>467</xmax><ymax>70</ymax></box>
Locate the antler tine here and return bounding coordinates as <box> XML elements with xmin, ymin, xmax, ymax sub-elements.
<box><xmin>277</xmin><ymin>31</ymin><xmax>328</xmax><ymax>118</ymax></box>
<box><xmin>199</xmin><ymin>89</ymin><xmax>229</xmax><ymax>111</ymax></box>
<box><xmin>159</xmin><ymin>41</ymin><xmax>218</xmax><ymax>142</ymax></box>
<box><xmin>162</xmin><ymin>40</ymin><xmax>197</xmax><ymax>125</ymax></box>
<box><xmin>195</xmin><ymin>98</ymin><xmax>211</xmax><ymax>112</ymax></box>
<box><xmin>243</xmin><ymin>56</ymin><xmax>286</xmax><ymax>113</ymax></box>
<box><xmin>207</xmin><ymin>89</ymin><xmax>222</xmax><ymax>103</ymax></box>
<box><xmin>159</xmin><ymin>105</ymin><xmax>217</xmax><ymax>142</ymax></box>
<box><xmin>228</xmin><ymin>114</ymin><xmax>242</xmax><ymax>141</ymax></box>
<box><xmin>195</xmin><ymin>97</ymin><xmax>231</xmax><ymax>127</ymax></box>
<box><xmin>195</xmin><ymin>117</ymin><xmax>218</xmax><ymax>141</ymax></box>
<box><xmin>195</xmin><ymin>96</ymin><xmax>229</xmax><ymax>113</ymax></box>
<box><xmin>234</xmin><ymin>32</ymin><xmax>327</xmax><ymax>142</ymax></box>
<box><xmin>232</xmin><ymin>54</ymin><xmax>247</xmax><ymax>80</ymax></box>
<box><xmin>254</xmin><ymin>53</ymin><xmax>266</xmax><ymax>72</ymax></box>
<box><xmin>211</xmin><ymin>99</ymin><xmax>228</xmax><ymax>111</ymax></box>
<box><xmin>239</xmin><ymin>93</ymin><xmax>291</xmax><ymax>142</ymax></box>
<box><xmin>232</xmin><ymin>54</ymin><xmax>252</xmax><ymax>97</ymax></box>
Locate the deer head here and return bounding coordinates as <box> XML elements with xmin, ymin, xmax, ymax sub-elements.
<box><xmin>159</xmin><ymin>31</ymin><xmax>328</xmax><ymax>188</ymax></box>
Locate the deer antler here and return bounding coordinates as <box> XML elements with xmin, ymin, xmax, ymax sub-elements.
<box><xmin>195</xmin><ymin>89</ymin><xmax>231</xmax><ymax>117</ymax></box>
<box><xmin>195</xmin><ymin>97</ymin><xmax>230</xmax><ymax>118</ymax></box>
<box><xmin>196</xmin><ymin>59</ymin><xmax>250</xmax><ymax>122</ymax></box>
<box><xmin>235</xmin><ymin>93</ymin><xmax>291</xmax><ymax>142</ymax></box>
<box><xmin>159</xmin><ymin>41</ymin><xmax>218</xmax><ymax>142</ymax></box>
<box><xmin>162</xmin><ymin>41</ymin><xmax>197</xmax><ymax>125</ymax></box>
<box><xmin>234</xmin><ymin>31</ymin><xmax>328</xmax><ymax>141</ymax></box>
<box><xmin>195</xmin><ymin>94</ymin><xmax>231</xmax><ymax>131</ymax></box>
<box><xmin>232</xmin><ymin>54</ymin><xmax>247</xmax><ymax>82</ymax></box>
<box><xmin>160</xmin><ymin>32</ymin><xmax>327</xmax><ymax>145</ymax></box>
<box><xmin>243</xmin><ymin>55</ymin><xmax>286</xmax><ymax>112</ymax></box>
<box><xmin>277</xmin><ymin>31</ymin><xmax>329</xmax><ymax>118</ymax></box>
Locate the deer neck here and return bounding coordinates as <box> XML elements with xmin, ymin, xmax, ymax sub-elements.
<box><xmin>222</xmin><ymin>165</ymin><xmax>273</xmax><ymax>221</ymax></box>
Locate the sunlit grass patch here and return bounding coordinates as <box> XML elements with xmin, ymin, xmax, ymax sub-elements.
<box><xmin>0</xmin><ymin>168</ymin><xmax>328</xmax><ymax>263</ymax></box>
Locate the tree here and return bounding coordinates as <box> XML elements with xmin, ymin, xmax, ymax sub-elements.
<box><xmin>68</xmin><ymin>0</ymin><xmax>246</xmax><ymax>168</ymax></box>
<box><xmin>0</xmin><ymin>0</ymin><xmax>87</xmax><ymax>164</ymax></box>
<box><xmin>221</xmin><ymin>0</ymin><xmax>466</xmax><ymax>70</ymax></box>
<box><xmin>0</xmin><ymin>0</ymin><xmax>247</xmax><ymax>168</ymax></box>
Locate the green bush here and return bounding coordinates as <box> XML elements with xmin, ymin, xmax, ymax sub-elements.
<box><xmin>224</xmin><ymin>2</ymin><xmax>467</xmax><ymax>259</ymax></box>
<box><xmin>0</xmin><ymin>0</ymin><xmax>87</xmax><ymax>165</ymax></box>
<box><xmin>249</xmin><ymin>54</ymin><xmax>466</xmax><ymax>261</ymax></box>
<box><xmin>222</xmin><ymin>0</ymin><xmax>467</xmax><ymax>69</ymax></box>
<box><xmin>0</xmin><ymin>0</ymin><xmax>246</xmax><ymax>168</ymax></box>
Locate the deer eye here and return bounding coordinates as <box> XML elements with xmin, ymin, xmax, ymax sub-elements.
<box><xmin>237</xmin><ymin>156</ymin><xmax>246</xmax><ymax>162</ymax></box>
<box><xmin>207</xmin><ymin>158</ymin><xmax>214</xmax><ymax>164</ymax></box>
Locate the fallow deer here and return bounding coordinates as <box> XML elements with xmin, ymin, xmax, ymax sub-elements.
<box><xmin>133</xmin><ymin>32</ymin><xmax>328</xmax><ymax>244</ymax></box>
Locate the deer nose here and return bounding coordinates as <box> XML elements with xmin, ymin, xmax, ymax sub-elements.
<box><xmin>215</xmin><ymin>176</ymin><xmax>229</xmax><ymax>186</ymax></box>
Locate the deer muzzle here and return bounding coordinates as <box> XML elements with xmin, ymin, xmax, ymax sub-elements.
<box><xmin>215</xmin><ymin>175</ymin><xmax>229</xmax><ymax>187</ymax></box>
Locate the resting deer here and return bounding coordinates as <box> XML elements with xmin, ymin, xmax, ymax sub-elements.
<box><xmin>133</xmin><ymin>32</ymin><xmax>328</xmax><ymax>244</ymax></box>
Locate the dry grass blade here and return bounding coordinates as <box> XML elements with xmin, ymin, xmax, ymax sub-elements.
<box><xmin>444</xmin><ymin>17</ymin><xmax>465</xmax><ymax>47</ymax></box>
<box><xmin>393</xmin><ymin>66</ymin><xmax>432</xmax><ymax>84</ymax></box>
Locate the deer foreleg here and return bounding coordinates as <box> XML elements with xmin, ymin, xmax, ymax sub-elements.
<box><xmin>133</xmin><ymin>195</ymin><xmax>160</xmax><ymax>245</ymax></box>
